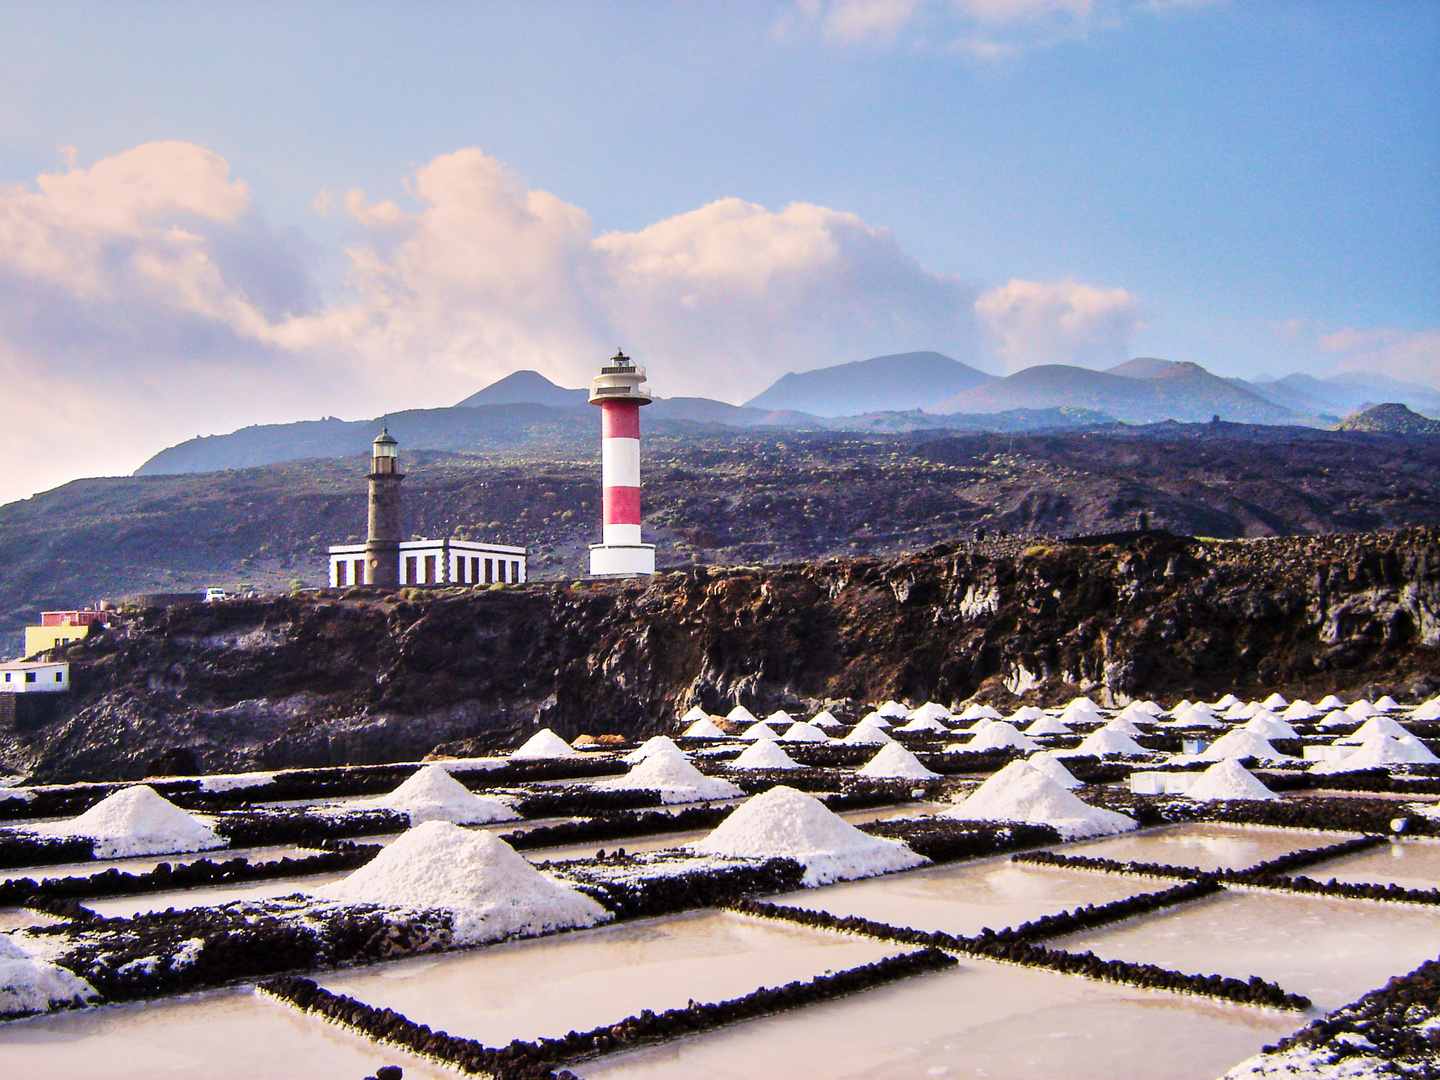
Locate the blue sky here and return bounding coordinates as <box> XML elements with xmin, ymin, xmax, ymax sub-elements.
<box><xmin>0</xmin><ymin>0</ymin><xmax>1436</xmax><ymax>502</ymax></box>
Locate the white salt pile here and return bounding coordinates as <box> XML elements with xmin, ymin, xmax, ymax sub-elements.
<box><xmin>1114</xmin><ymin>702</ymin><xmax>1154</xmax><ymax>725</ymax></box>
<box><xmin>911</xmin><ymin>702</ymin><xmax>951</xmax><ymax>722</ymax></box>
<box><xmin>315</xmin><ymin>821</ymin><xmax>609</xmax><ymax>945</ymax></box>
<box><xmin>740</xmin><ymin>721</ymin><xmax>780</xmax><ymax>742</ymax></box>
<box><xmin>1413</xmin><ymin>698</ymin><xmax>1440</xmax><ymax>721</ymax></box>
<box><xmin>1198</xmin><ymin>729</ymin><xmax>1293</xmax><ymax>763</ymax></box>
<box><xmin>1024</xmin><ymin>714</ymin><xmax>1071</xmax><ymax>736</ymax></box>
<box><xmin>858</xmin><ymin>710</ymin><xmax>893</xmax><ymax>728</ymax></box>
<box><xmin>842</xmin><ymin>720</ymin><xmax>896</xmax><ymax>746</ymax></box>
<box><xmin>1337</xmin><ymin>716</ymin><xmax>1413</xmax><ymax>744</ymax></box>
<box><xmin>1007</xmin><ymin>706</ymin><xmax>1047</xmax><ymax>724</ymax></box>
<box><xmin>0</xmin><ymin>934</ymin><xmax>98</xmax><ymax>1018</ymax></box>
<box><xmin>1066</xmin><ymin>727</ymin><xmax>1147</xmax><ymax>758</ymax></box>
<box><xmin>764</xmin><ymin>710</ymin><xmax>795</xmax><ymax>726</ymax></box>
<box><xmin>963</xmin><ymin>716</ymin><xmax>996</xmax><ymax>733</ymax></box>
<box><xmin>599</xmin><ymin>748</ymin><xmax>745</xmax><ymax>802</ymax></box>
<box><xmin>781</xmin><ymin>722</ymin><xmax>830</xmax><ymax>742</ymax></box>
<box><xmin>1312</xmin><ymin>735</ymin><xmax>1440</xmax><ymax>774</ymax></box>
<box><xmin>945</xmin><ymin>761</ymin><xmax>1135</xmax><ymax>840</ymax></box>
<box><xmin>682</xmin><ymin>717</ymin><xmax>728</xmax><ymax>738</ymax></box>
<box><xmin>1184</xmin><ymin>759</ymin><xmax>1278</xmax><ymax>802</ymax></box>
<box><xmin>679</xmin><ymin>705</ymin><xmax>711</xmax><ymax>725</ymax></box>
<box><xmin>731</xmin><ymin>740</ymin><xmax>800</xmax><ymax>770</ymax></box>
<box><xmin>1346</xmin><ymin>700</ymin><xmax>1378</xmax><ymax>720</ymax></box>
<box><xmin>1171</xmin><ymin>703</ymin><xmax>1222</xmax><ymax>728</ymax></box>
<box><xmin>809</xmin><ymin>710</ymin><xmax>843</xmax><ymax>728</ymax></box>
<box><xmin>1060</xmin><ymin>700</ymin><xmax>1104</xmax><ymax>725</ymax></box>
<box><xmin>857</xmin><ymin>743</ymin><xmax>938</xmax><ymax>780</ymax></box>
<box><xmin>1242</xmin><ymin>713</ymin><xmax>1299</xmax><ymax>739</ymax></box>
<box><xmin>876</xmin><ymin>700</ymin><xmax>911</xmax><ymax>718</ymax></box>
<box><xmin>511</xmin><ymin>729</ymin><xmax>576</xmax><ymax>758</ymax></box>
<box><xmin>1102</xmin><ymin>715</ymin><xmax>1144</xmax><ymax>736</ymax></box>
<box><xmin>690</xmin><ymin>785</ymin><xmax>926</xmax><ymax>886</ymax></box>
<box><xmin>624</xmin><ymin>736</ymin><xmax>687</xmax><ymax>765</ymax></box>
<box><xmin>896</xmin><ymin>715</ymin><xmax>949</xmax><ymax>733</ymax></box>
<box><xmin>1262</xmin><ymin>692</ymin><xmax>1289</xmax><ymax>709</ymax></box>
<box><xmin>1376</xmin><ymin>695</ymin><xmax>1401</xmax><ymax>712</ymax></box>
<box><xmin>960</xmin><ymin>722</ymin><xmax>1039</xmax><ymax>753</ymax></box>
<box><xmin>1211</xmin><ymin>694</ymin><xmax>1241</xmax><ymax>710</ymax></box>
<box><xmin>33</xmin><ymin>785</ymin><xmax>222</xmax><ymax>858</ymax></box>
<box><xmin>368</xmin><ymin>765</ymin><xmax>519</xmax><ymax>826</ymax></box>
<box><xmin>1235</xmin><ymin>701</ymin><xmax>1264</xmax><ymax>719</ymax></box>
<box><xmin>1281</xmin><ymin>700</ymin><xmax>1320</xmax><ymax>721</ymax></box>
<box><xmin>957</xmin><ymin>703</ymin><xmax>1003</xmax><ymax>721</ymax></box>
<box><xmin>1317</xmin><ymin>694</ymin><xmax>1346</xmax><ymax>710</ymax></box>
<box><xmin>726</xmin><ymin>705</ymin><xmax>760</xmax><ymax>725</ymax></box>
<box><xmin>1318</xmin><ymin>709</ymin><xmax>1356</xmax><ymax>728</ymax></box>
<box><xmin>1025</xmin><ymin>750</ymin><xmax>1081</xmax><ymax>789</ymax></box>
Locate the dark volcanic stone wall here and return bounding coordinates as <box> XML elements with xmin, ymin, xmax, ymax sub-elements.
<box><xmin>4</xmin><ymin>528</ymin><xmax>1436</xmax><ymax>782</ymax></box>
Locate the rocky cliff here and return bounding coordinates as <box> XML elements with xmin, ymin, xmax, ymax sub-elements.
<box><xmin>4</xmin><ymin>528</ymin><xmax>1437</xmax><ymax>783</ymax></box>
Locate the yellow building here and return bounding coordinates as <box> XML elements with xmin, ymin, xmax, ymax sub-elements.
<box><xmin>23</xmin><ymin>609</ymin><xmax>112</xmax><ymax>658</ymax></box>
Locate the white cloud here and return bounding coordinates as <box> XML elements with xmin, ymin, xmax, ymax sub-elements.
<box><xmin>974</xmin><ymin>278</ymin><xmax>1143</xmax><ymax>371</ymax></box>
<box><xmin>1318</xmin><ymin>327</ymin><xmax>1440</xmax><ymax>388</ymax></box>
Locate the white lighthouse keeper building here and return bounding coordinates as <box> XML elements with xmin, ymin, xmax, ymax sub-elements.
<box><xmin>589</xmin><ymin>349</ymin><xmax>656</xmax><ymax>577</ymax></box>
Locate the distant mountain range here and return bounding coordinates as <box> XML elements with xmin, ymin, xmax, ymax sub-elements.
<box><xmin>135</xmin><ymin>352</ymin><xmax>1440</xmax><ymax>477</ymax></box>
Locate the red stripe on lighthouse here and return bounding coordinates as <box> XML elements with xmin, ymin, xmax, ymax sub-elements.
<box><xmin>604</xmin><ymin>485</ymin><xmax>641</xmax><ymax>525</ymax></box>
<box><xmin>601</xmin><ymin>401</ymin><xmax>641</xmax><ymax>439</ymax></box>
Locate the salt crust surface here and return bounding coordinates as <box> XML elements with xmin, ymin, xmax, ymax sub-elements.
<box><xmin>958</xmin><ymin>722</ymin><xmax>1039</xmax><ymax>753</ymax></box>
<box><xmin>682</xmin><ymin>717</ymin><xmax>727</xmax><ymax>738</ymax></box>
<box><xmin>597</xmin><ymin>749</ymin><xmax>745</xmax><ymax>802</ymax></box>
<box><xmin>856</xmin><ymin>743</ymin><xmax>938</xmax><ymax>780</ymax></box>
<box><xmin>1023</xmin><ymin>715</ymin><xmax>1071</xmax><ymax>736</ymax></box>
<box><xmin>31</xmin><ymin>785</ymin><xmax>223</xmax><ymax>858</ymax></box>
<box><xmin>690</xmin><ymin>785</ymin><xmax>926</xmax><ymax>886</ymax></box>
<box><xmin>726</xmin><ymin>706</ymin><xmax>760</xmax><ymax>725</ymax></box>
<box><xmin>958</xmin><ymin>704</ymin><xmax>1003</xmax><ymax>721</ymax></box>
<box><xmin>896</xmin><ymin>716</ymin><xmax>948</xmax><ymax>733</ymax></box>
<box><xmin>858</xmin><ymin>711</ymin><xmax>892</xmax><ymax>728</ymax></box>
<box><xmin>624</xmin><ymin>736</ymin><xmax>687</xmax><ymax>765</ymax></box>
<box><xmin>196</xmin><ymin>772</ymin><xmax>276</xmax><ymax>793</ymax></box>
<box><xmin>1197</xmin><ymin>729</ymin><xmax>1292</xmax><ymax>763</ymax></box>
<box><xmin>1221</xmin><ymin>1044</ymin><xmax>1393</xmax><ymax>1079</ymax></box>
<box><xmin>368</xmin><ymin>765</ymin><xmax>519</xmax><ymax>826</ymax></box>
<box><xmin>764</xmin><ymin>711</ymin><xmax>795</xmax><ymax>726</ymax></box>
<box><xmin>315</xmin><ymin>821</ymin><xmax>609</xmax><ymax>945</ymax></box>
<box><xmin>1101</xmin><ymin>716</ymin><xmax>1144</xmax><ymax>736</ymax></box>
<box><xmin>740</xmin><ymin>722</ymin><xmax>780</xmax><ymax>742</ymax></box>
<box><xmin>1242</xmin><ymin>714</ymin><xmax>1300</xmax><ymax>739</ymax></box>
<box><xmin>1025</xmin><ymin>751</ymin><xmax>1081</xmax><ymax>789</ymax></box>
<box><xmin>730</xmin><ymin>741</ymin><xmax>799</xmax><ymax>771</ymax></box>
<box><xmin>1066</xmin><ymin>728</ymin><xmax>1147</xmax><ymax>758</ymax></box>
<box><xmin>0</xmin><ymin>931</ymin><xmax>97</xmax><ymax>1017</ymax></box>
<box><xmin>679</xmin><ymin>705</ymin><xmax>710</xmax><ymax>725</ymax></box>
<box><xmin>945</xmin><ymin>761</ymin><xmax>1136</xmax><ymax>840</ymax></box>
<box><xmin>809</xmin><ymin>710</ymin><xmax>842</xmax><ymax>728</ymax></box>
<box><xmin>511</xmin><ymin>729</ymin><xmax>575</xmax><ymax>758</ymax></box>
<box><xmin>1312</xmin><ymin>735</ymin><xmax>1440</xmax><ymax>774</ymax></box>
<box><xmin>1184</xmin><ymin>759</ymin><xmax>1278</xmax><ymax>802</ymax></box>
<box><xmin>780</xmin><ymin>722</ymin><xmax>830</xmax><ymax>742</ymax></box>
<box><xmin>910</xmin><ymin>702</ymin><xmax>951</xmax><ymax>722</ymax></box>
<box><xmin>876</xmin><ymin>700</ymin><xmax>910</xmax><ymax>718</ymax></box>
<box><xmin>841</xmin><ymin>721</ymin><xmax>895</xmax><ymax>746</ymax></box>
<box><xmin>1337</xmin><ymin>716</ymin><xmax>1413</xmax><ymax>744</ymax></box>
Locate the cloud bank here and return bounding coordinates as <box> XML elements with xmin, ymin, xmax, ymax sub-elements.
<box><xmin>974</xmin><ymin>278</ymin><xmax>1142</xmax><ymax>372</ymax></box>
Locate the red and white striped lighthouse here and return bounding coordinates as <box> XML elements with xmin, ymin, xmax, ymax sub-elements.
<box><xmin>589</xmin><ymin>348</ymin><xmax>656</xmax><ymax>577</ymax></box>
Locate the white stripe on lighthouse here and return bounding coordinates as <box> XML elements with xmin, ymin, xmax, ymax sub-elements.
<box><xmin>601</xmin><ymin>437</ymin><xmax>640</xmax><ymax>490</ymax></box>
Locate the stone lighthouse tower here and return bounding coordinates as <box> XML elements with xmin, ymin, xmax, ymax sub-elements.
<box><xmin>365</xmin><ymin>428</ymin><xmax>403</xmax><ymax>587</ymax></box>
<box><xmin>589</xmin><ymin>349</ymin><xmax>655</xmax><ymax>577</ymax></box>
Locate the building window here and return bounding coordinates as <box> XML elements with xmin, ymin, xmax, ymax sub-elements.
<box><xmin>471</xmin><ymin>557</ymin><xmax>480</xmax><ymax>583</ymax></box>
<box><xmin>405</xmin><ymin>556</ymin><xmax>418</xmax><ymax>583</ymax></box>
<box><xmin>3</xmin><ymin>673</ymin><xmax>10</xmax><ymax>683</ymax></box>
<box><xmin>335</xmin><ymin>561</ymin><xmax>348</xmax><ymax>587</ymax></box>
<box><xmin>25</xmin><ymin>672</ymin><xmax>36</xmax><ymax>683</ymax></box>
<box><xmin>511</xmin><ymin>560</ymin><xmax>520</xmax><ymax>583</ymax></box>
<box><xmin>423</xmin><ymin>555</ymin><xmax>436</xmax><ymax>584</ymax></box>
<box><xmin>54</xmin><ymin>673</ymin><xmax>62</xmax><ymax>682</ymax></box>
<box><xmin>485</xmin><ymin>558</ymin><xmax>494</xmax><ymax>583</ymax></box>
<box><xmin>354</xmin><ymin>559</ymin><xmax>365</xmax><ymax>585</ymax></box>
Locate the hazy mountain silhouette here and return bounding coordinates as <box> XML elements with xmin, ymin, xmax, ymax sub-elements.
<box><xmin>744</xmin><ymin>351</ymin><xmax>993</xmax><ymax>416</ymax></box>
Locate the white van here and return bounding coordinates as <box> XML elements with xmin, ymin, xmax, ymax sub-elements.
<box><xmin>204</xmin><ymin>588</ymin><xmax>229</xmax><ymax>603</ymax></box>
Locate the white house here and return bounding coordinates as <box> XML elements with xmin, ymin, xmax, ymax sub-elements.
<box><xmin>0</xmin><ymin>661</ymin><xmax>70</xmax><ymax>693</ymax></box>
<box><xmin>328</xmin><ymin>538</ymin><xmax>527</xmax><ymax>588</ymax></box>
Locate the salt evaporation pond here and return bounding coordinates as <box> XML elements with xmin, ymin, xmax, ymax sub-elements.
<box><xmin>319</xmin><ymin>909</ymin><xmax>905</xmax><ymax>1046</ymax></box>
<box><xmin>0</xmin><ymin>985</ymin><xmax>461</xmax><ymax>1079</ymax></box>
<box><xmin>765</xmin><ymin>856</ymin><xmax>1157</xmax><ymax>937</ymax></box>
<box><xmin>577</xmin><ymin>952</ymin><xmax>1299</xmax><ymax>1080</ymax></box>
<box><xmin>1281</xmin><ymin>836</ymin><xmax>1440</xmax><ymax>892</ymax></box>
<box><xmin>1052</xmin><ymin>821</ymin><xmax>1353</xmax><ymax>873</ymax></box>
<box><xmin>84</xmin><ymin>871</ymin><xmax>352</xmax><ymax>919</ymax></box>
<box><xmin>1056</xmin><ymin>889</ymin><xmax>1440</xmax><ymax>1009</ymax></box>
<box><xmin>0</xmin><ymin>841</ymin><xmax>338</xmax><ymax>885</ymax></box>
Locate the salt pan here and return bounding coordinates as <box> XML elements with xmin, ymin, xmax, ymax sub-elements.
<box><xmin>1376</xmin><ymin>696</ymin><xmax>1401</xmax><ymax>711</ymax></box>
<box><xmin>511</xmin><ymin>729</ymin><xmax>576</xmax><ymax>758</ymax></box>
<box><xmin>1102</xmin><ymin>716</ymin><xmax>1144</xmax><ymax>736</ymax></box>
<box><xmin>598</xmin><ymin>748</ymin><xmax>745</xmax><ymax>802</ymax></box>
<box><xmin>730</xmin><ymin>740</ymin><xmax>800</xmax><ymax>770</ymax></box>
<box><xmin>368</xmin><ymin>765</ymin><xmax>519</xmax><ymax>826</ymax></box>
<box><xmin>1006</xmin><ymin>706</ymin><xmax>1047</xmax><ymax>724</ymax></box>
<box><xmin>315</xmin><ymin>821</ymin><xmax>609</xmax><ymax>945</ymax></box>
<box><xmin>856</xmin><ymin>743</ymin><xmax>938</xmax><ymax>780</ymax></box>
<box><xmin>32</xmin><ymin>785</ymin><xmax>222</xmax><ymax>858</ymax></box>
<box><xmin>945</xmin><ymin>761</ymin><xmax>1135</xmax><ymax>839</ymax></box>
<box><xmin>1184</xmin><ymin>759</ymin><xmax>1278</xmax><ymax>802</ymax></box>
<box><xmin>690</xmin><ymin>785</ymin><xmax>926</xmax><ymax>886</ymax></box>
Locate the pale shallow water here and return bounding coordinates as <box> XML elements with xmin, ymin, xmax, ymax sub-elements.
<box><xmin>319</xmin><ymin>909</ymin><xmax>906</xmax><ymax>1046</ymax></box>
<box><xmin>0</xmin><ymin>842</ymin><xmax>332</xmax><ymax>884</ymax></box>
<box><xmin>0</xmin><ymin>907</ymin><xmax>65</xmax><ymax>932</ymax></box>
<box><xmin>576</xmin><ymin>954</ymin><xmax>1302</xmax><ymax>1080</ymax></box>
<box><xmin>1056</xmin><ymin>888</ymin><xmax>1440</xmax><ymax>1010</ymax></box>
<box><xmin>83</xmin><ymin>872</ymin><xmax>352</xmax><ymax>919</ymax></box>
<box><xmin>1053</xmin><ymin>822</ymin><xmax>1354</xmax><ymax>873</ymax></box>
<box><xmin>1306</xmin><ymin>837</ymin><xmax>1440</xmax><ymax>890</ymax></box>
<box><xmin>765</xmin><ymin>856</ymin><xmax>1157</xmax><ymax>936</ymax></box>
<box><xmin>0</xmin><ymin>985</ymin><xmax>462</xmax><ymax>1079</ymax></box>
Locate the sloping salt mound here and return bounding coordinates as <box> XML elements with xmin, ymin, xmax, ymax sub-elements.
<box><xmin>957</xmin><ymin>704</ymin><xmax>1003</xmax><ymax>721</ymax></box>
<box><xmin>316</xmin><ymin>821</ymin><xmax>609</xmax><ymax>945</ymax></box>
<box><xmin>764</xmin><ymin>710</ymin><xmax>795</xmax><ymax>726</ymax></box>
<box><xmin>1243</xmin><ymin>713</ymin><xmax>1299</xmax><ymax>739</ymax></box>
<box><xmin>1317</xmin><ymin>694</ymin><xmax>1346</xmax><ymax>711</ymax></box>
<box><xmin>945</xmin><ymin>761</ymin><xmax>1135</xmax><ymax>840</ymax></box>
<box><xmin>1281</xmin><ymin>700</ymin><xmax>1320</xmax><ymax>721</ymax></box>
<box><xmin>1211</xmin><ymin>694</ymin><xmax>1241</xmax><ymax>710</ymax></box>
<box><xmin>842</xmin><ymin>720</ymin><xmax>895</xmax><ymax>746</ymax></box>
<box><xmin>691</xmin><ymin>785</ymin><xmax>926</xmax><ymax>886</ymax></box>
<box><xmin>726</xmin><ymin>705</ymin><xmax>760</xmax><ymax>725</ymax></box>
<box><xmin>1338</xmin><ymin>716</ymin><xmax>1412</xmax><ymax>744</ymax></box>
<box><xmin>1007</xmin><ymin>706</ymin><xmax>1046</xmax><ymax>724</ymax></box>
<box><xmin>1025</xmin><ymin>751</ymin><xmax>1081</xmax><ymax>789</ymax></box>
<box><xmin>1413</xmin><ymin>698</ymin><xmax>1440</xmax><ymax>722</ymax></box>
<box><xmin>1132</xmin><ymin>700</ymin><xmax>1165</xmax><ymax>716</ymax></box>
<box><xmin>911</xmin><ymin>702</ymin><xmax>951</xmax><ymax>722</ymax></box>
<box><xmin>858</xmin><ymin>710</ymin><xmax>893</xmax><ymax>728</ymax></box>
<box><xmin>731</xmin><ymin>740</ymin><xmax>799</xmax><ymax>770</ymax></box>
<box><xmin>1185</xmin><ymin>759</ymin><xmax>1278</xmax><ymax>802</ymax></box>
<box><xmin>1060</xmin><ymin>702</ymin><xmax>1104</xmax><ymax>726</ymax></box>
<box><xmin>740</xmin><ymin>722</ymin><xmax>780</xmax><ymax>742</ymax></box>
<box><xmin>1114</xmin><ymin>702</ymin><xmax>1154</xmax><ymax>724</ymax></box>
<box><xmin>781</xmin><ymin>722</ymin><xmax>830</xmax><ymax>742</ymax></box>
<box><xmin>1346</xmin><ymin>700</ymin><xmax>1378</xmax><ymax>720</ymax></box>
<box><xmin>599</xmin><ymin>749</ymin><xmax>745</xmax><ymax>802</ymax></box>
<box><xmin>963</xmin><ymin>717</ymin><xmax>995</xmax><ymax>732</ymax></box>
<box><xmin>1199</xmin><ymin>729</ymin><xmax>1293</xmax><ymax>762</ymax></box>
<box><xmin>1376</xmin><ymin>696</ymin><xmax>1401</xmax><ymax>711</ymax></box>
<box><xmin>680</xmin><ymin>705</ymin><xmax>711</xmax><ymax>725</ymax></box>
<box><xmin>1024</xmin><ymin>715</ymin><xmax>1071</xmax><ymax>736</ymax></box>
<box><xmin>35</xmin><ymin>785</ymin><xmax>222</xmax><ymax>858</ymax></box>
<box><xmin>857</xmin><ymin>742</ymin><xmax>938</xmax><ymax>780</ymax></box>
<box><xmin>896</xmin><ymin>716</ymin><xmax>949</xmax><ymax>733</ymax></box>
<box><xmin>512</xmin><ymin>729</ymin><xmax>575</xmax><ymax>758</ymax></box>
<box><xmin>1066</xmin><ymin>728</ymin><xmax>1146</xmax><ymax>758</ymax></box>
<box><xmin>810</xmin><ymin>710</ymin><xmax>843</xmax><ymax>728</ymax></box>
<box><xmin>370</xmin><ymin>765</ymin><xmax>519</xmax><ymax>826</ymax></box>
<box><xmin>1171</xmin><ymin>703</ymin><xmax>1221</xmax><ymax>728</ymax></box>
<box><xmin>1235</xmin><ymin>701</ymin><xmax>1264</xmax><ymax>719</ymax></box>
<box><xmin>683</xmin><ymin>717</ymin><xmax>728</xmax><ymax>738</ymax></box>
<box><xmin>0</xmin><ymin>935</ymin><xmax>98</xmax><ymax>1017</ymax></box>
<box><xmin>964</xmin><ymin>722</ymin><xmax>1039</xmax><ymax>752</ymax></box>
<box><xmin>1262</xmin><ymin>693</ymin><xmax>1289</xmax><ymax>709</ymax></box>
<box><xmin>876</xmin><ymin>700</ymin><xmax>910</xmax><ymax>718</ymax></box>
<box><xmin>624</xmin><ymin>736</ymin><xmax>686</xmax><ymax>764</ymax></box>
<box><xmin>1313</xmin><ymin>735</ymin><xmax>1440</xmax><ymax>774</ymax></box>
<box><xmin>1318</xmin><ymin>709</ymin><xmax>1356</xmax><ymax>728</ymax></box>
<box><xmin>1102</xmin><ymin>716</ymin><xmax>1144</xmax><ymax>736</ymax></box>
